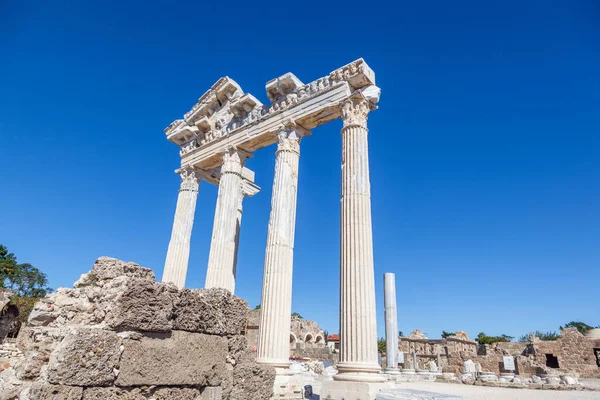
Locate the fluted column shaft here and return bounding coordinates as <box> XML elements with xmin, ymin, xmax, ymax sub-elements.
<box><xmin>384</xmin><ymin>272</ymin><xmax>400</xmax><ymax>373</ymax></box>
<box><xmin>256</xmin><ymin>126</ymin><xmax>305</xmax><ymax>368</ymax></box>
<box><xmin>205</xmin><ymin>148</ymin><xmax>245</xmax><ymax>293</ymax></box>
<box><xmin>162</xmin><ymin>167</ymin><xmax>201</xmax><ymax>289</ymax></box>
<box><xmin>335</xmin><ymin>97</ymin><xmax>385</xmax><ymax>382</ymax></box>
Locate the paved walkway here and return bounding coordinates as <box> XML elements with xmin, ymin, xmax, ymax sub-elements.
<box><xmin>400</xmin><ymin>381</ymin><xmax>600</xmax><ymax>400</ymax></box>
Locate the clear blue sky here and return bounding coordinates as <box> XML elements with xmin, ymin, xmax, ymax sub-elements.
<box><xmin>1</xmin><ymin>1</ymin><xmax>598</xmax><ymax>340</ymax></box>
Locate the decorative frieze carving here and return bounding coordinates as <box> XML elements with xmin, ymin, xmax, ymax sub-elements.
<box><xmin>164</xmin><ymin>59</ymin><xmax>378</xmax><ymax>162</ymax></box>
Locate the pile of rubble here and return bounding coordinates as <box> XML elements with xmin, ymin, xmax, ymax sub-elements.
<box><xmin>0</xmin><ymin>257</ymin><xmax>275</xmax><ymax>400</ymax></box>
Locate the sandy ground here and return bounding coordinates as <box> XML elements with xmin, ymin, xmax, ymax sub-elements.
<box><xmin>400</xmin><ymin>381</ymin><xmax>600</xmax><ymax>400</ymax></box>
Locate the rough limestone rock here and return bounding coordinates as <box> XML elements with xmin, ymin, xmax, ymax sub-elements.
<box><xmin>28</xmin><ymin>384</ymin><xmax>84</xmax><ymax>400</ymax></box>
<box><xmin>230</xmin><ymin>361</ymin><xmax>275</xmax><ymax>400</ymax></box>
<box><xmin>173</xmin><ymin>288</ymin><xmax>248</xmax><ymax>335</ymax></box>
<box><xmin>4</xmin><ymin>257</ymin><xmax>275</xmax><ymax>399</ymax></box>
<box><xmin>227</xmin><ymin>335</ymin><xmax>250</xmax><ymax>365</ymax></box>
<box><xmin>81</xmin><ymin>386</ymin><xmax>204</xmax><ymax>400</ymax></box>
<box><xmin>116</xmin><ymin>330</ymin><xmax>228</xmax><ymax>386</ymax></box>
<box><xmin>0</xmin><ymin>367</ymin><xmax>22</xmax><ymax>400</ymax></box>
<box><xmin>47</xmin><ymin>328</ymin><xmax>120</xmax><ymax>386</ymax></box>
<box><xmin>27</xmin><ymin>257</ymin><xmax>160</xmax><ymax>330</ymax></box>
<box><xmin>75</xmin><ymin>257</ymin><xmax>155</xmax><ymax>285</ymax></box>
<box><xmin>561</xmin><ymin>375</ymin><xmax>578</xmax><ymax>385</ymax></box>
<box><xmin>104</xmin><ymin>278</ymin><xmax>177</xmax><ymax>332</ymax></box>
<box><xmin>82</xmin><ymin>387</ymin><xmax>145</xmax><ymax>400</ymax></box>
<box><xmin>458</xmin><ymin>373</ymin><xmax>475</xmax><ymax>385</ymax></box>
<box><xmin>16</xmin><ymin>327</ymin><xmax>67</xmax><ymax>380</ymax></box>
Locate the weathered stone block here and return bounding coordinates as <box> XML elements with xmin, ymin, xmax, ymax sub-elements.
<box><xmin>75</xmin><ymin>257</ymin><xmax>155</xmax><ymax>287</ymax></box>
<box><xmin>201</xmin><ymin>387</ymin><xmax>222</xmax><ymax>400</ymax></box>
<box><xmin>230</xmin><ymin>361</ymin><xmax>275</xmax><ymax>400</ymax></box>
<box><xmin>82</xmin><ymin>387</ymin><xmax>145</xmax><ymax>400</ymax></box>
<box><xmin>116</xmin><ymin>330</ymin><xmax>228</xmax><ymax>386</ymax></box>
<box><xmin>28</xmin><ymin>384</ymin><xmax>83</xmax><ymax>400</ymax></box>
<box><xmin>104</xmin><ymin>278</ymin><xmax>176</xmax><ymax>332</ymax></box>
<box><xmin>173</xmin><ymin>288</ymin><xmax>248</xmax><ymax>335</ymax></box>
<box><xmin>16</xmin><ymin>327</ymin><xmax>67</xmax><ymax>380</ymax></box>
<box><xmin>153</xmin><ymin>387</ymin><xmax>203</xmax><ymax>400</ymax></box>
<box><xmin>227</xmin><ymin>335</ymin><xmax>251</xmax><ymax>365</ymax></box>
<box><xmin>47</xmin><ymin>328</ymin><xmax>120</xmax><ymax>386</ymax></box>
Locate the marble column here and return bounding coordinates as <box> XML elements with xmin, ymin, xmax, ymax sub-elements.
<box><xmin>384</xmin><ymin>273</ymin><xmax>400</xmax><ymax>374</ymax></box>
<box><xmin>335</xmin><ymin>96</ymin><xmax>385</xmax><ymax>382</ymax></box>
<box><xmin>162</xmin><ymin>167</ymin><xmax>201</xmax><ymax>289</ymax></box>
<box><xmin>205</xmin><ymin>147</ymin><xmax>246</xmax><ymax>293</ymax></box>
<box><xmin>256</xmin><ymin>124</ymin><xmax>306</xmax><ymax>369</ymax></box>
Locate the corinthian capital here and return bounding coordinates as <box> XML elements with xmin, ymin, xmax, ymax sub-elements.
<box><xmin>341</xmin><ymin>97</ymin><xmax>371</xmax><ymax>129</ymax></box>
<box><xmin>221</xmin><ymin>146</ymin><xmax>249</xmax><ymax>175</ymax></box>
<box><xmin>179</xmin><ymin>166</ymin><xmax>201</xmax><ymax>192</ymax></box>
<box><xmin>276</xmin><ymin>121</ymin><xmax>309</xmax><ymax>155</ymax></box>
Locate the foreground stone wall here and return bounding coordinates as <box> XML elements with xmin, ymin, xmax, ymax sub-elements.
<box><xmin>0</xmin><ymin>257</ymin><xmax>275</xmax><ymax>400</ymax></box>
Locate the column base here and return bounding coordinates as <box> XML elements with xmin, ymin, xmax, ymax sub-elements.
<box><xmin>321</xmin><ymin>380</ymin><xmax>394</xmax><ymax>400</ymax></box>
<box><xmin>255</xmin><ymin>357</ymin><xmax>290</xmax><ymax>370</ymax></box>
<box><xmin>383</xmin><ymin>367</ymin><xmax>401</xmax><ymax>375</ymax></box>
<box><xmin>335</xmin><ymin>361</ymin><xmax>386</xmax><ymax>382</ymax></box>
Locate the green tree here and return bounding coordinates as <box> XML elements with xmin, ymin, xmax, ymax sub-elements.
<box><xmin>399</xmin><ymin>331</ymin><xmax>404</xmax><ymax>337</ymax></box>
<box><xmin>560</xmin><ymin>321</ymin><xmax>593</xmax><ymax>334</ymax></box>
<box><xmin>518</xmin><ymin>331</ymin><xmax>560</xmax><ymax>342</ymax></box>
<box><xmin>441</xmin><ymin>331</ymin><xmax>455</xmax><ymax>339</ymax></box>
<box><xmin>323</xmin><ymin>330</ymin><xmax>329</xmax><ymax>344</ymax></box>
<box><xmin>254</xmin><ymin>304</ymin><xmax>261</xmax><ymax>310</ymax></box>
<box><xmin>0</xmin><ymin>245</ymin><xmax>19</xmax><ymax>288</ymax></box>
<box><xmin>0</xmin><ymin>245</ymin><xmax>52</xmax><ymax>325</ymax></box>
<box><xmin>377</xmin><ymin>337</ymin><xmax>386</xmax><ymax>353</ymax></box>
<box><xmin>291</xmin><ymin>312</ymin><xmax>303</xmax><ymax>319</ymax></box>
<box><xmin>476</xmin><ymin>332</ymin><xmax>513</xmax><ymax>345</ymax></box>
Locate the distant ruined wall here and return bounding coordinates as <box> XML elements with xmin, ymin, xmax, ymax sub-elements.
<box><xmin>243</xmin><ymin>310</ymin><xmax>332</xmax><ymax>361</ymax></box>
<box><xmin>0</xmin><ymin>257</ymin><xmax>275</xmax><ymax>400</ymax></box>
<box><xmin>399</xmin><ymin>329</ymin><xmax>600</xmax><ymax>378</ymax></box>
<box><xmin>446</xmin><ymin>329</ymin><xmax>600</xmax><ymax>378</ymax></box>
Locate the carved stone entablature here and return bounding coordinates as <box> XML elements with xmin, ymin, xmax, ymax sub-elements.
<box><xmin>165</xmin><ymin>119</ymin><xmax>198</xmax><ymax>146</ymax></box>
<box><xmin>266</xmin><ymin>73</ymin><xmax>304</xmax><ymax>103</ymax></box>
<box><xmin>329</xmin><ymin>58</ymin><xmax>376</xmax><ymax>90</ymax></box>
<box><xmin>164</xmin><ymin>58</ymin><xmax>379</xmax><ymax>170</ymax></box>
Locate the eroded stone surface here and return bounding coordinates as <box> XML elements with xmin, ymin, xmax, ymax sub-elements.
<box><xmin>230</xmin><ymin>361</ymin><xmax>275</xmax><ymax>400</ymax></box>
<box><xmin>172</xmin><ymin>288</ymin><xmax>247</xmax><ymax>335</ymax></box>
<box><xmin>116</xmin><ymin>330</ymin><xmax>227</xmax><ymax>386</ymax></box>
<box><xmin>104</xmin><ymin>278</ymin><xmax>176</xmax><ymax>332</ymax></box>
<box><xmin>29</xmin><ymin>384</ymin><xmax>84</xmax><ymax>400</ymax></box>
<box><xmin>46</xmin><ymin>328</ymin><xmax>120</xmax><ymax>386</ymax></box>
<box><xmin>82</xmin><ymin>387</ymin><xmax>145</xmax><ymax>400</ymax></box>
<box><xmin>4</xmin><ymin>257</ymin><xmax>278</xmax><ymax>399</ymax></box>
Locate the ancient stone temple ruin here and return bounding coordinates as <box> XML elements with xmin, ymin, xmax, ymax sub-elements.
<box><xmin>160</xmin><ymin>58</ymin><xmax>386</xmax><ymax>392</ymax></box>
<box><xmin>0</xmin><ymin>257</ymin><xmax>275</xmax><ymax>399</ymax></box>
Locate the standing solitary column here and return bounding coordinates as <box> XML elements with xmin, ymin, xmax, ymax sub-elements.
<box><xmin>335</xmin><ymin>95</ymin><xmax>385</xmax><ymax>382</ymax></box>
<box><xmin>162</xmin><ymin>167</ymin><xmax>201</xmax><ymax>288</ymax></box>
<box><xmin>256</xmin><ymin>124</ymin><xmax>306</xmax><ymax>369</ymax></box>
<box><xmin>205</xmin><ymin>147</ymin><xmax>246</xmax><ymax>293</ymax></box>
<box><xmin>384</xmin><ymin>272</ymin><xmax>400</xmax><ymax>374</ymax></box>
